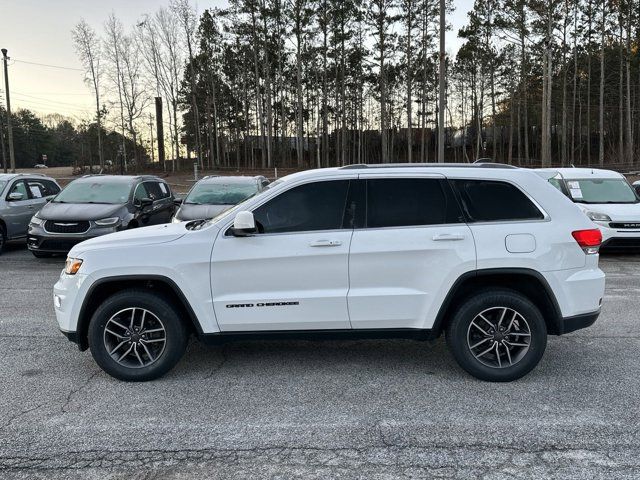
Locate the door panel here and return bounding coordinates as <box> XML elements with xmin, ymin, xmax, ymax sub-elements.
<box><xmin>4</xmin><ymin>180</ymin><xmax>33</xmax><ymax>238</ymax></box>
<box><xmin>210</xmin><ymin>178</ymin><xmax>354</xmax><ymax>331</ymax></box>
<box><xmin>347</xmin><ymin>175</ymin><xmax>476</xmax><ymax>330</ymax></box>
<box><xmin>348</xmin><ymin>225</ymin><xmax>475</xmax><ymax>329</ymax></box>
<box><xmin>211</xmin><ymin>230</ymin><xmax>353</xmax><ymax>331</ymax></box>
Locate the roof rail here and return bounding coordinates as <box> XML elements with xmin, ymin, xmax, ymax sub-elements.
<box><xmin>340</xmin><ymin>162</ymin><xmax>517</xmax><ymax>170</ymax></box>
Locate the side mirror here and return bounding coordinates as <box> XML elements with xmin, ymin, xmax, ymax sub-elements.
<box><xmin>230</xmin><ymin>211</ymin><xmax>256</xmax><ymax>236</ymax></box>
<box><xmin>633</xmin><ymin>181</ymin><xmax>640</xmax><ymax>196</ymax></box>
<box><xmin>8</xmin><ymin>192</ymin><xmax>24</xmax><ymax>201</ymax></box>
<box><xmin>173</xmin><ymin>197</ymin><xmax>183</xmax><ymax>206</ymax></box>
<box><xmin>136</xmin><ymin>197</ymin><xmax>153</xmax><ymax>208</ymax></box>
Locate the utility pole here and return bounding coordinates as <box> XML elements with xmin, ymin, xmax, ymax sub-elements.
<box><xmin>148</xmin><ymin>113</ymin><xmax>155</xmax><ymax>163</ymax></box>
<box><xmin>155</xmin><ymin>97</ymin><xmax>165</xmax><ymax>171</ymax></box>
<box><xmin>0</xmin><ymin>94</ymin><xmax>7</xmax><ymax>173</ymax></box>
<box><xmin>437</xmin><ymin>0</ymin><xmax>445</xmax><ymax>163</ymax></box>
<box><xmin>2</xmin><ymin>49</ymin><xmax>16</xmax><ymax>173</ymax></box>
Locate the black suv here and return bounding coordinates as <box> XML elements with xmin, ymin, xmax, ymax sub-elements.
<box><xmin>28</xmin><ymin>175</ymin><xmax>174</xmax><ymax>257</ymax></box>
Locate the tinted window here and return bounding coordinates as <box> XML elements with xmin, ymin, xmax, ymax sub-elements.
<box><xmin>144</xmin><ymin>181</ymin><xmax>169</xmax><ymax>201</ymax></box>
<box><xmin>40</xmin><ymin>180</ymin><xmax>60</xmax><ymax>196</ymax></box>
<box><xmin>366</xmin><ymin>178</ymin><xmax>455</xmax><ymax>228</ymax></box>
<box><xmin>452</xmin><ymin>180</ymin><xmax>544</xmax><ymax>222</ymax></box>
<box><xmin>253</xmin><ymin>180</ymin><xmax>349</xmax><ymax>233</ymax></box>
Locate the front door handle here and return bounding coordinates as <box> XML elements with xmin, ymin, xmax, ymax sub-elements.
<box><xmin>432</xmin><ymin>233</ymin><xmax>466</xmax><ymax>241</ymax></box>
<box><xmin>310</xmin><ymin>239</ymin><xmax>342</xmax><ymax>247</ymax></box>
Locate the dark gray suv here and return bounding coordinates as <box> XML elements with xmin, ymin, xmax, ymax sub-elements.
<box><xmin>0</xmin><ymin>173</ymin><xmax>61</xmax><ymax>253</ymax></box>
<box><xmin>27</xmin><ymin>175</ymin><xmax>174</xmax><ymax>257</ymax></box>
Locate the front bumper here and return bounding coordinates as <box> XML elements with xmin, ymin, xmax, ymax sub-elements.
<box><xmin>28</xmin><ymin>224</ymin><xmax>119</xmax><ymax>253</ymax></box>
<box><xmin>54</xmin><ymin>270</ymin><xmax>91</xmax><ymax>349</ymax></box>
<box><xmin>595</xmin><ymin>222</ymin><xmax>640</xmax><ymax>250</ymax></box>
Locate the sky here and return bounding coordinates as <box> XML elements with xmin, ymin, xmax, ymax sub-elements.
<box><xmin>0</xmin><ymin>0</ymin><xmax>474</xmax><ymax>120</ymax></box>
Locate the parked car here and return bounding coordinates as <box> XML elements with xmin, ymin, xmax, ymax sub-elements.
<box><xmin>538</xmin><ymin>168</ymin><xmax>640</xmax><ymax>250</ymax></box>
<box><xmin>0</xmin><ymin>173</ymin><xmax>61</xmax><ymax>253</ymax></box>
<box><xmin>54</xmin><ymin>164</ymin><xmax>605</xmax><ymax>382</ymax></box>
<box><xmin>172</xmin><ymin>175</ymin><xmax>270</xmax><ymax>222</ymax></box>
<box><xmin>33</xmin><ymin>164</ymin><xmax>48</xmax><ymax>169</ymax></box>
<box><xmin>28</xmin><ymin>175</ymin><xmax>174</xmax><ymax>257</ymax></box>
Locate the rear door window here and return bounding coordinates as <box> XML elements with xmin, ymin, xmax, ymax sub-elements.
<box><xmin>365</xmin><ymin>178</ymin><xmax>460</xmax><ymax>228</ymax></box>
<box><xmin>451</xmin><ymin>179</ymin><xmax>544</xmax><ymax>222</ymax></box>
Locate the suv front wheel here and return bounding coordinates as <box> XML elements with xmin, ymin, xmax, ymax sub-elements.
<box><xmin>446</xmin><ymin>290</ymin><xmax>547</xmax><ymax>382</ymax></box>
<box><xmin>88</xmin><ymin>290</ymin><xmax>188</xmax><ymax>381</ymax></box>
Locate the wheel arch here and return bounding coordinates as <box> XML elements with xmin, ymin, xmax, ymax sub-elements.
<box><xmin>432</xmin><ymin>268</ymin><xmax>563</xmax><ymax>337</ymax></box>
<box><xmin>75</xmin><ymin>275</ymin><xmax>204</xmax><ymax>351</ymax></box>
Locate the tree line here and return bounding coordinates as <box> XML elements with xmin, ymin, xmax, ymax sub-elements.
<box><xmin>0</xmin><ymin>105</ymin><xmax>146</xmax><ymax>170</ymax></box>
<box><xmin>4</xmin><ymin>0</ymin><xmax>637</xmax><ymax>172</ymax></box>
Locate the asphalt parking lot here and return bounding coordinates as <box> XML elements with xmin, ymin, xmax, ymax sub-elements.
<box><xmin>0</xmin><ymin>245</ymin><xmax>639</xmax><ymax>479</ymax></box>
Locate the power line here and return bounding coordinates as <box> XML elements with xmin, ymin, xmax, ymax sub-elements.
<box><xmin>12</xmin><ymin>59</ymin><xmax>83</xmax><ymax>72</ymax></box>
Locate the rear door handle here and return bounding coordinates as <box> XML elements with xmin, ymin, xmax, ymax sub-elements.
<box><xmin>432</xmin><ymin>233</ymin><xmax>466</xmax><ymax>241</ymax></box>
<box><xmin>310</xmin><ymin>239</ymin><xmax>342</xmax><ymax>247</ymax></box>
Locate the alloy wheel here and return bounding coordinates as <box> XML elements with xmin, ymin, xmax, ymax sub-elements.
<box><xmin>103</xmin><ymin>307</ymin><xmax>166</xmax><ymax>368</ymax></box>
<box><xmin>466</xmin><ymin>306</ymin><xmax>531</xmax><ymax>369</ymax></box>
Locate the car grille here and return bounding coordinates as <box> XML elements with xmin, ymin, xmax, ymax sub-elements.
<box><xmin>44</xmin><ymin>220</ymin><xmax>90</xmax><ymax>234</ymax></box>
<box><xmin>609</xmin><ymin>222</ymin><xmax>640</xmax><ymax>229</ymax></box>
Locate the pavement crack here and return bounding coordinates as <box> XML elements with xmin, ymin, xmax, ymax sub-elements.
<box><xmin>0</xmin><ymin>404</ymin><xmax>44</xmax><ymax>431</ymax></box>
<box><xmin>205</xmin><ymin>347</ymin><xmax>228</xmax><ymax>379</ymax></box>
<box><xmin>61</xmin><ymin>370</ymin><xmax>100</xmax><ymax>414</ymax></box>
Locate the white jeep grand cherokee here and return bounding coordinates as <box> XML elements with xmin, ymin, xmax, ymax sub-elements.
<box><xmin>54</xmin><ymin>164</ymin><xmax>605</xmax><ymax>382</ymax></box>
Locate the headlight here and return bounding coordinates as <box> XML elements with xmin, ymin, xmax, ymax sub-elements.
<box><xmin>94</xmin><ymin>217</ymin><xmax>120</xmax><ymax>226</ymax></box>
<box><xmin>171</xmin><ymin>216</ymin><xmax>182</xmax><ymax>223</ymax></box>
<box><xmin>586</xmin><ymin>211</ymin><xmax>611</xmax><ymax>222</ymax></box>
<box><xmin>64</xmin><ymin>257</ymin><xmax>83</xmax><ymax>275</ymax></box>
<box><xmin>30</xmin><ymin>214</ymin><xmax>44</xmax><ymax>226</ymax></box>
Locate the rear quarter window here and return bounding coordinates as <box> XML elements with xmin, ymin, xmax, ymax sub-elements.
<box><xmin>451</xmin><ymin>179</ymin><xmax>544</xmax><ymax>222</ymax></box>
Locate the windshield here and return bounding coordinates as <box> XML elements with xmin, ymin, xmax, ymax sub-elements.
<box><xmin>566</xmin><ymin>178</ymin><xmax>639</xmax><ymax>204</ymax></box>
<box><xmin>185</xmin><ymin>181</ymin><xmax>259</xmax><ymax>205</ymax></box>
<box><xmin>202</xmin><ymin>179</ymin><xmax>283</xmax><ymax>227</ymax></box>
<box><xmin>53</xmin><ymin>180</ymin><xmax>132</xmax><ymax>204</ymax></box>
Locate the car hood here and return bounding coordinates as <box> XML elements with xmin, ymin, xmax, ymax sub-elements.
<box><xmin>39</xmin><ymin>202</ymin><xmax>124</xmax><ymax>221</ymax></box>
<box><xmin>176</xmin><ymin>204</ymin><xmax>232</xmax><ymax>221</ymax></box>
<box><xmin>577</xmin><ymin>203</ymin><xmax>640</xmax><ymax>220</ymax></box>
<box><xmin>70</xmin><ymin>223</ymin><xmax>187</xmax><ymax>255</ymax></box>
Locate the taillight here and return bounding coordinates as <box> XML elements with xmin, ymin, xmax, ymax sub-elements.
<box><xmin>572</xmin><ymin>229</ymin><xmax>602</xmax><ymax>254</ymax></box>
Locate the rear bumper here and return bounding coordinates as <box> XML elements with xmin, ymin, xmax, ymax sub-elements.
<box><xmin>559</xmin><ymin>309</ymin><xmax>600</xmax><ymax>334</ymax></box>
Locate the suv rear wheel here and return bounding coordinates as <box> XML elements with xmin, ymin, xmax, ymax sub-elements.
<box><xmin>446</xmin><ymin>289</ymin><xmax>547</xmax><ymax>382</ymax></box>
<box><xmin>88</xmin><ymin>290</ymin><xmax>188</xmax><ymax>381</ymax></box>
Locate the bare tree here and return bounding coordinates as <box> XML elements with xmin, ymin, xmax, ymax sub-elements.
<box><xmin>104</xmin><ymin>13</ymin><xmax>128</xmax><ymax>171</ymax></box>
<box><xmin>73</xmin><ymin>19</ymin><xmax>104</xmax><ymax>168</ymax></box>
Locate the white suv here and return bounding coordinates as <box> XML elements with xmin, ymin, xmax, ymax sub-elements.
<box><xmin>538</xmin><ymin>167</ymin><xmax>640</xmax><ymax>250</ymax></box>
<box><xmin>53</xmin><ymin>164</ymin><xmax>605</xmax><ymax>382</ymax></box>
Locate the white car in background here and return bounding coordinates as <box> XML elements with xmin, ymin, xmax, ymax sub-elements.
<box><xmin>538</xmin><ymin>168</ymin><xmax>640</xmax><ymax>250</ymax></box>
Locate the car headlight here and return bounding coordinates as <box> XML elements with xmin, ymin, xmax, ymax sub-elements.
<box><xmin>94</xmin><ymin>217</ymin><xmax>120</xmax><ymax>226</ymax></box>
<box><xmin>30</xmin><ymin>213</ymin><xmax>44</xmax><ymax>226</ymax></box>
<box><xmin>64</xmin><ymin>257</ymin><xmax>83</xmax><ymax>275</ymax></box>
<box><xmin>586</xmin><ymin>211</ymin><xmax>611</xmax><ymax>222</ymax></box>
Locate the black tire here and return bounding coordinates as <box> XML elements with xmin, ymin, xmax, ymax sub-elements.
<box><xmin>445</xmin><ymin>289</ymin><xmax>547</xmax><ymax>382</ymax></box>
<box><xmin>31</xmin><ymin>251</ymin><xmax>53</xmax><ymax>258</ymax></box>
<box><xmin>88</xmin><ymin>289</ymin><xmax>188</xmax><ymax>381</ymax></box>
